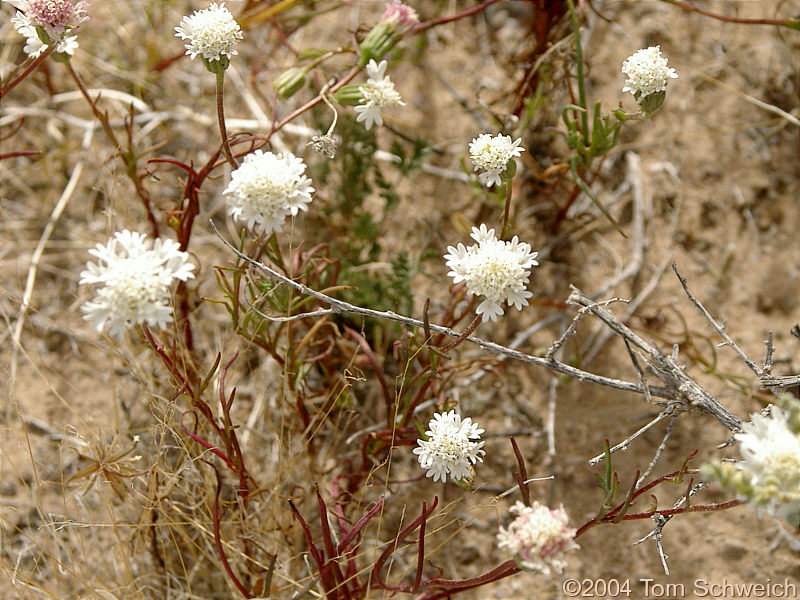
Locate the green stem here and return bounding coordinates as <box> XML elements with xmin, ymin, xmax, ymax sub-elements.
<box><xmin>216</xmin><ymin>71</ymin><xmax>238</xmax><ymax>169</ymax></box>
<box><xmin>570</xmin><ymin>157</ymin><xmax>627</xmax><ymax>238</ymax></box>
<box><xmin>567</xmin><ymin>0</ymin><xmax>589</xmax><ymax>141</ymax></box>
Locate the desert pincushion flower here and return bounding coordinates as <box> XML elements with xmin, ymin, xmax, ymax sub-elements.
<box><xmin>224</xmin><ymin>150</ymin><xmax>315</xmax><ymax>234</ymax></box>
<box><xmin>79</xmin><ymin>231</ymin><xmax>195</xmax><ymax>338</ymax></box>
<box><xmin>621</xmin><ymin>46</ymin><xmax>677</xmax><ymax>113</ymax></box>
<box><xmin>7</xmin><ymin>0</ymin><xmax>89</xmax><ymax>43</ymax></box>
<box><xmin>413</xmin><ymin>410</ymin><xmax>485</xmax><ymax>483</ymax></box>
<box><xmin>734</xmin><ymin>406</ymin><xmax>800</xmax><ymax>519</ymax></box>
<box><xmin>702</xmin><ymin>399</ymin><xmax>800</xmax><ymax>523</ymax></box>
<box><xmin>469</xmin><ymin>133</ymin><xmax>525</xmax><ymax>187</ymax></box>
<box><xmin>621</xmin><ymin>46</ymin><xmax>677</xmax><ymax>97</ymax></box>
<box><xmin>354</xmin><ymin>59</ymin><xmax>405</xmax><ymax>130</ymax></box>
<box><xmin>497</xmin><ymin>501</ymin><xmax>579</xmax><ymax>574</ymax></box>
<box><xmin>175</xmin><ymin>2</ymin><xmax>243</xmax><ymax>64</ymax></box>
<box><xmin>444</xmin><ymin>224</ymin><xmax>539</xmax><ymax>322</ymax></box>
<box><xmin>11</xmin><ymin>10</ymin><xmax>78</xmax><ymax>57</ymax></box>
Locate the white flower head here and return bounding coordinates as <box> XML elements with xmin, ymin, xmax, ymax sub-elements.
<box><xmin>621</xmin><ymin>45</ymin><xmax>678</xmax><ymax>98</ymax></box>
<box><xmin>79</xmin><ymin>231</ymin><xmax>195</xmax><ymax>338</ymax></box>
<box><xmin>412</xmin><ymin>410</ymin><xmax>485</xmax><ymax>483</ymax></box>
<box><xmin>11</xmin><ymin>11</ymin><xmax>77</xmax><ymax>57</ymax></box>
<box><xmin>444</xmin><ymin>224</ymin><xmax>539</xmax><ymax>322</ymax></box>
<box><xmin>469</xmin><ymin>133</ymin><xmax>525</xmax><ymax>188</ymax></box>
<box><xmin>497</xmin><ymin>501</ymin><xmax>579</xmax><ymax>575</ymax></box>
<box><xmin>8</xmin><ymin>0</ymin><xmax>89</xmax><ymax>42</ymax></box>
<box><xmin>354</xmin><ymin>59</ymin><xmax>405</xmax><ymax>130</ymax></box>
<box><xmin>224</xmin><ymin>149</ymin><xmax>315</xmax><ymax>234</ymax></box>
<box><xmin>735</xmin><ymin>406</ymin><xmax>800</xmax><ymax>519</ymax></box>
<box><xmin>175</xmin><ymin>2</ymin><xmax>243</xmax><ymax>62</ymax></box>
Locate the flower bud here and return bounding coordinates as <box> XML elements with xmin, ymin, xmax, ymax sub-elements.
<box><xmin>274</xmin><ymin>66</ymin><xmax>308</xmax><ymax>99</ymax></box>
<box><xmin>358</xmin><ymin>1</ymin><xmax>418</xmax><ymax>66</ymax></box>
<box><xmin>333</xmin><ymin>84</ymin><xmax>364</xmax><ymax>106</ymax></box>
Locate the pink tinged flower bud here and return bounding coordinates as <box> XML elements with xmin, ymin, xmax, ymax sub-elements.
<box><xmin>381</xmin><ymin>0</ymin><xmax>419</xmax><ymax>35</ymax></box>
<box><xmin>358</xmin><ymin>1</ymin><xmax>419</xmax><ymax>66</ymax></box>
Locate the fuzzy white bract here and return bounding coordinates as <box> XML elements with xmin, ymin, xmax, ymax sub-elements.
<box><xmin>497</xmin><ymin>501</ymin><xmax>579</xmax><ymax>574</ymax></box>
<box><xmin>735</xmin><ymin>407</ymin><xmax>800</xmax><ymax>519</ymax></box>
<box><xmin>412</xmin><ymin>410</ymin><xmax>485</xmax><ymax>483</ymax></box>
<box><xmin>621</xmin><ymin>46</ymin><xmax>677</xmax><ymax>98</ymax></box>
<box><xmin>354</xmin><ymin>59</ymin><xmax>405</xmax><ymax>130</ymax></box>
<box><xmin>11</xmin><ymin>11</ymin><xmax>78</xmax><ymax>56</ymax></box>
<box><xmin>174</xmin><ymin>2</ymin><xmax>243</xmax><ymax>62</ymax></box>
<box><xmin>79</xmin><ymin>231</ymin><xmax>195</xmax><ymax>338</ymax></box>
<box><xmin>468</xmin><ymin>133</ymin><xmax>525</xmax><ymax>187</ymax></box>
<box><xmin>224</xmin><ymin>150</ymin><xmax>315</xmax><ymax>234</ymax></box>
<box><xmin>444</xmin><ymin>224</ymin><xmax>539</xmax><ymax>322</ymax></box>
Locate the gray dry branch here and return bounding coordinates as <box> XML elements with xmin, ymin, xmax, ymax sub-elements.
<box><xmin>215</xmin><ymin>224</ymin><xmax>744</xmax><ymax>434</ymax></box>
<box><xmin>567</xmin><ymin>287</ymin><xmax>742</xmax><ymax>432</ymax></box>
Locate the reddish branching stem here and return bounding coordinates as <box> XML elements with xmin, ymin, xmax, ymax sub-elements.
<box><xmin>412</xmin><ymin>0</ymin><xmax>504</xmax><ymax>34</ymax></box>
<box><xmin>575</xmin><ymin>455</ymin><xmax>741</xmax><ymax>538</ymax></box>
<box><xmin>509</xmin><ymin>436</ymin><xmax>531</xmax><ymax>507</ymax></box>
<box><xmin>370</xmin><ymin>497</ymin><xmax>439</xmax><ymax>592</ymax></box>
<box><xmin>661</xmin><ymin>0</ymin><xmax>800</xmax><ymax>28</ymax></box>
<box><xmin>210</xmin><ymin>464</ymin><xmax>253</xmax><ymax>598</ymax></box>
<box><xmin>66</xmin><ymin>62</ymin><xmax>160</xmax><ymax>238</ymax></box>
<box><xmin>216</xmin><ymin>72</ymin><xmax>238</xmax><ymax>169</ymax></box>
<box><xmin>0</xmin><ymin>45</ymin><xmax>56</xmax><ymax>97</ymax></box>
<box><xmin>346</xmin><ymin>327</ymin><xmax>393</xmax><ymax>421</ymax></box>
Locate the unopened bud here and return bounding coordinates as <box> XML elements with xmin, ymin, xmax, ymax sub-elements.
<box><xmin>274</xmin><ymin>66</ymin><xmax>308</xmax><ymax>99</ymax></box>
<box><xmin>333</xmin><ymin>84</ymin><xmax>364</xmax><ymax>106</ymax></box>
<box><xmin>358</xmin><ymin>1</ymin><xmax>418</xmax><ymax>66</ymax></box>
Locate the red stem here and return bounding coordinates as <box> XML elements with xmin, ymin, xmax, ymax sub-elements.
<box><xmin>371</xmin><ymin>497</ymin><xmax>439</xmax><ymax>592</ymax></box>
<box><xmin>337</xmin><ymin>496</ymin><xmax>384</xmax><ymax>554</ymax></box>
<box><xmin>1</xmin><ymin>45</ymin><xmax>55</xmax><ymax>97</ymax></box>
<box><xmin>182</xmin><ymin>423</ymin><xmax>234</xmax><ymax>467</ymax></box>
<box><xmin>211</xmin><ymin>467</ymin><xmax>252</xmax><ymax>598</ymax></box>
<box><xmin>419</xmin><ymin>560</ymin><xmax>519</xmax><ymax>594</ymax></box>
<box><xmin>346</xmin><ymin>327</ymin><xmax>393</xmax><ymax>420</ymax></box>
<box><xmin>661</xmin><ymin>0</ymin><xmax>799</xmax><ymax>27</ymax></box>
<box><xmin>413</xmin><ymin>500</ymin><xmax>426</xmax><ymax>592</ymax></box>
<box><xmin>0</xmin><ymin>151</ymin><xmax>41</xmax><ymax>160</ymax></box>
<box><xmin>412</xmin><ymin>0</ymin><xmax>504</xmax><ymax>34</ymax></box>
<box><xmin>216</xmin><ymin>72</ymin><xmax>238</xmax><ymax>169</ymax></box>
<box><xmin>509</xmin><ymin>437</ymin><xmax>531</xmax><ymax>507</ymax></box>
